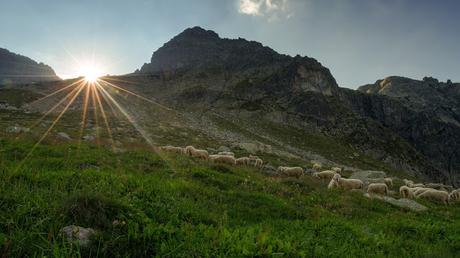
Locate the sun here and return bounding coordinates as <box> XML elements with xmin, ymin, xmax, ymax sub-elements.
<box><xmin>79</xmin><ymin>63</ymin><xmax>104</xmax><ymax>83</ymax></box>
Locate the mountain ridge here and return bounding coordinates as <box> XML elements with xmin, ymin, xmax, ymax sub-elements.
<box><xmin>131</xmin><ymin>26</ymin><xmax>459</xmax><ymax>185</ymax></box>
<box><xmin>0</xmin><ymin>47</ymin><xmax>60</xmax><ymax>85</ymax></box>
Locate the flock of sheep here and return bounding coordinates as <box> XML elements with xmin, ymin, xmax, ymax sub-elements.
<box><xmin>159</xmin><ymin>145</ymin><xmax>459</xmax><ymax>205</ymax></box>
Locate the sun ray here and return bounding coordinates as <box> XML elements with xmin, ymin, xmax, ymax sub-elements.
<box><xmin>28</xmin><ymin>78</ymin><xmax>85</xmax><ymax>106</ymax></box>
<box><xmin>90</xmin><ymin>83</ymin><xmax>101</xmax><ymax>146</ymax></box>
<box><xmin>98</xmin><ymin>78</ymin><xmax>174</xmax><ymax>111</ymax></box>
<box><xmin>94</xmin><ymin>81</ymin><xmax>115</xmax><ymax>150</ymax></box>
<box><xmin>95</xmin><ymin>83</ymin><xmax>155</xmax><ymax>147</ymax></box>
<box><xmin>15</xmin><ymin>83</ymin><xmax>86</xmax><ymax>172</ymax></box>
<box><xmin>77</xmin><ymin>82</ymin><xmax>91</xmax><ymax>150</ymax></box>
<box><xmin>16</xmin><ymin>80</ymin><xmax>86</xmax><ymax>140</ymax></box>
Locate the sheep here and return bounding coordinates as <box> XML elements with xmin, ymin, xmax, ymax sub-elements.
<box><xmin>235</xmin><ymin>157</ymin><xmax>250</xmax><ymax>166</ymax></box>
<box><xmin>209</xmin><ymin>154</ymin><xmax>236</xmax><ymax>165</ymax></box>
<box><xmin>399</xmin><ymin>186</ymin><xmax>415</xmax><ymax>199</ymax></box>
<box><xmin>185</xmin><ymin>146</ymin><xmax>209</xmax><ymax>160</ymax></box>
<box><xmin>159</xmin><ymin>145</ymin><xmax>185</xmax><ymax>154</ymax></box>
<box><xmin>328</xmin><ymin>174</ymin><xmax>363</xmax><ymax>191</ymax></box>
<box><xmin>412</xmin><ymin>187</ymin><xmax>434</xmax><ymax>197</ymax></box>
<box><xmin>248</xmin><ymin>155</ymin><xmax>263</xmax><ymax>168</ymax></box>
<box><xmin>312</xmin><ymin>170</ymin><xmax>337</xmax><ymax>180</ymax></box>
<box><xmin>327</xmin><ymin>176</ymin><xmax>339</xmax><ymax>189</ymax></box>
<box><xmin>277</xmin><ymin>166</ymin><xmax>304</xmax><ymax>178</ymax></box>
<box><xmin>403</xmin><ymin>179</ymin><xmax>425</xmax><ymax>188</ymax></box>
<box><xmin>218</xmin><ymin>151</ymin><xmax>234</xmax><ymax>156</ymax></box>
<box><xmin>331</xmin><ymin>167</ymin><xmax>342</xmax><ymax>174</ymax></box>
<box><xmin>417</xmin><ymin>189</ymin><xmax>450</xmax><ymax>205</ymax></box>
<box><xmin>384</xmin><ymin>178</ymin><xmax>393</xmax><ymax>188</ymax></box>
<box><xmin>254</xmin><ymin>158</ymin><xmax>263</xmax><ymax>168</ymax></box>
<box><xmin>449</xmin><ymin>189</ymin><xmax>460</xmax><ymax>202</ymax></box>
<box><xmin>425</xmin><ymin>183</ymin><xmax>453</xmax><ymax>192</ymax></box>
<box><xmin>312</xmin><ymin>162</ymin><xmax>322</xmax><ymax>171</ymax></box>
<box><xmin>336</xmin><ymin>175</ymin><xmax>363</xmax><ymax>191</ymax></box>
<box><xmin>367</xmin><ymin>183</ymin><xmax>388</xmax><ymax>195</ymax></box>
<box><xmin>403</xmin><ymin>179</ymin><xmax>414</xmax><ymax>187</ymax></box>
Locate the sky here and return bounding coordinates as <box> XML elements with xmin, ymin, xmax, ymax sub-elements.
<box><xmin>0</xmin><ymin>0</ymin><xmax>459</xmax><ymax>88</ymax></box>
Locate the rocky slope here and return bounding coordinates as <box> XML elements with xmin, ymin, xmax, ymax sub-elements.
<box><xmin>0</xmin><ymin>47</ymin><xmax>60</xmax><ymax>85</ymax></box>
<box><xmin>354</xmin><ymin>76</ymin><xmax>460</xmax><ymax>184</ymax></box>
<box><xmin>133</xmin><ymin>27</ymin><xmax>458</xmax><ymax>185</ymax></box>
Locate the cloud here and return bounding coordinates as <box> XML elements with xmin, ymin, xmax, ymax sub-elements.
<box><xmin>238</xmin><ymin>0</ymin><xmax>291</xmax><ymax>20</ymax></box>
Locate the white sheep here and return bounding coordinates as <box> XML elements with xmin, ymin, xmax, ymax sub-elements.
<box><xmin>312</xmin><ymin>162</ymin><xmax>322</xmax><ymax>171</ymax></box>
<box><xmin>399</xmin><ymin>186</ymin><xmax>415</xmax><ymax>199</ymax></box>
<box><xmin>235</xmin><ymin>157</ymin><xmax>250</xmax><ymax>166</ymax></box>
<box><xmin>218</xmin><ymin>151</ymin><xmax>234</xmax><ymax>156</ymax></box>
<box><xmin>277</xmin><ymin>166</ymin><xmax>304</xmax><ymax>178</ymax></box>
<box><xmin>449</xmin><ymin>189</ymin><xmax>460</xmax><ymax>202</ymax></box>
<box><xmin>367</xmin><ymin>183</ymin><xmax>388</xmax><ymax>195</ymax></box>
<box><xmin>159</xmin><ymin>145</ymin><xmax>185</xmax><ymax>154</ymax></box>
<box><xmin>417</xmin><ymin>189</ymin><xmax>450</xmax><ymax>205</ymax></box>
<box><xmin>331</xmin><ymin>167</ymin><xmax>342</xmax><ymax>174</ymax></box>
<box><xmin>209</xmin><ymin>154</ymin><xmax>236</xmax><ymax>165</ymax></box>
<box><xmin>254</xmin><ymin>158</ymin><xmax>263</xmax><ymax>168</ymax></box>
<box><xmin>412</xmin><ymin>187</ymin><xmax>434</xmax><ymax>197</ymax></box>
<box><xmin>313</xmin><ymin>170</ymin><xmax>337</xmax><ymax>180</ymax></box>
<box><xmin>336</xmin><ymin>175</ymin><xmax>363</xmax><ymax>191</ymax></box>
<box><xmin>185</xmin><ymin>146</ymin><xmax>209</xmax><ymax>160</ymax></box>
<box><xmin>384</xmin><ymin>178</ymin><xmax>393</xmax><ymax>188</ymax></box>
<box><xmin>328</xmin><ymin>174</ymin><xmax>363</xmax><ymax>191</ymax></box>
<box><xmin>403</xmin><ymin>179</ymin><xmax>414</xmax><ymax>187</ymax></box>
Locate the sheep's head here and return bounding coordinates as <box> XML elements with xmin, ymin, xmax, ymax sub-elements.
<box><xmin>332</xmin><ymin>173</ymin><xmax>341</xmax><ymax>182</ymax></box>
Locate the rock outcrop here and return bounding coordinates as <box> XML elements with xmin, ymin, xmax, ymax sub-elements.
<box><xmin>0</xmin><ymin>47</ymin><xmax>60</xmax><ymax>85</ymax></box>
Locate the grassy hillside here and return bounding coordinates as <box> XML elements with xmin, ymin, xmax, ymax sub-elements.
<box><xmin>1</xmin><ymin>138</ymin><xmax>459</xmax><ymax>257</ymax></box>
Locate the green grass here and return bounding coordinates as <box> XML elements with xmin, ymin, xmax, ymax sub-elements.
<box><xmin>0</xmin><ymin>138</ymin><xmax>459</xmax><ymax>257</ymax></box>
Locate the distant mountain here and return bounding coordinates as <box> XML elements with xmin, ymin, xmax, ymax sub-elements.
<box><xmin>0</xmin><ymin>47</ymin><xmax>60</xmax><ymax>85</ymax></box>
<box><xmin>132</xmin><ymin>26</ymin><xmax>460</xmax><ymax>184</ymax></box>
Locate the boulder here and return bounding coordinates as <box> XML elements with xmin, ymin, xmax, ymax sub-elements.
<box><xmin>363</xmin><ymin>193</ymin><xmax>428</xmax><ymax>212</ymax></box>
<box><xmin>60</xmin><ymin>225</ymin><xmax>95</xmax><ymax>247</ymax></box>
<box><xmin>57</xmin><ymin>132</ymin><xmax>72</xmax><ymax>141</ymax></box>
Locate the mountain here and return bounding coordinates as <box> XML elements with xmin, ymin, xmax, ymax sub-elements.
<box><xmin>132</xmin><ymin>27</ymin><xmax>458</xmax><ymax>185</ymax></box>
<box><xmin>353</xmin><ymin>76</ymin><xmax>460</xmax><ymax>184</ymax></box>
<box><xmin>0</xmin><ymin>47</ymin><xmax>60</xmax><ymax>85</ymax></box>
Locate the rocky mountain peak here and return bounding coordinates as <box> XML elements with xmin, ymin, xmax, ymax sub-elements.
<box><xmin>0</xmin><ymin>47</ymin><xmax>60</xmax><ymax>85</ymax></box>
<box><xmin>138</xmin><ymin>26</ymin><xmax>339</xmax><ymax>97</ymax></box>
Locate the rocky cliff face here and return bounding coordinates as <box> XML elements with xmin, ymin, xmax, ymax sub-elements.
<box><xmin>353</xmin><ymin>76</ymin><xmax>460</xmax><ymax>184</ymax></box>
<box><xmin>132</xmin><ymin>27</ymin><xmax>458</xmax><ymax>185</ymax></box>
<box><xmin>0</xmin><ymin>48</ymin><xmax>60</xmax><ymax>85</ymax></box>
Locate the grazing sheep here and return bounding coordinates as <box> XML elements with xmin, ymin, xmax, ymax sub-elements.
<box><xmin>399</xmin><ymin>186</ymin><xmax>415</xmax><ymax>199</ymax></box>
<box><xmin>384</xmin><ymin>178</ymin><xmax>393</xmax><ymax>188</ymax></box>
<box><xmin>425</xmin><ymin>183</ymin><xmax>453</xmax><ymax>191</ymax></box>
<box><xmin>218</xmin><ymin>151</ymin><xmax>234</xmax><ymax>156</ymax></box>
<box><xmin>417</xmin><ymin>189</ymin><xmax>450</xmax><ymax>205</ymax></box>
<box><xmin>235</xmin><ymin>157</ymin><xmax>250</xmax><ymax>166</ymax></box>
<box><xmin>336</xmin><ymin>175</ymin><xmax>363</xmax><ymax>191</ymax></box>
<box><xmin>331</xmin><ymin>167</ymin><xmax>342</xmax><ymax>174</ymax></box>
<box><xmin>413</xmin><ymin>187</ymin><xmax>433</xmax><ymax>197</ymax></box>
<box><xmin>312</xmin><ymin>170</ymin><xmax>337</xmax><ymax>180</ymax></box>
<box><xmin>367</xmin><ymin>183</ymin><xmax>388</xmax><ymax>195</ymax></box>
<box><xmin>254</xmin><ymin>158</ymin><xmax>263</xmax><ymax>168</ymax></box>
<box><xmin>209</xmin><ymin>154</ymin><xmax>236</xmax><ymax>165</ymax></box>
<box><xmin>329</xmin><ymin>174</ymin><xmax>363</xmax><ymax>191</ymax></box>
<box><xmin>160</xmin><ymin>145</ymin><xmax>185</xmax><ymax>154</ymax></box>
<box><xmin>277</xmin><ymin>166</ymin><xmax>304</xmax><ymax>178</ymax></box>
<box><xmin>312</xmin><ymin>162</ymin><xmax>322</xmax><ymax>171</ymax></box>
<box><xmin>403</xmin><ymin>179</ymin><xmax>414</xmax><ymax>187</ymax></box>
<box><xmin>248</xmin><ymin>155</ymin><xmax>263</xmax><ymax>168</ymax></box>
<box><xmin>328</xmin><ymin>177</ymin><xmax>339</xmax><ymax>189</ymax></box>
<box><xmin>185</xmin><ymin>146</ymin><xmax>209</xmax><ymax>160</ymax></box>
<box><xmin>449</xmin><ymin>189</ymin><xmax>460</xmax><ymax>202</ymax></box>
